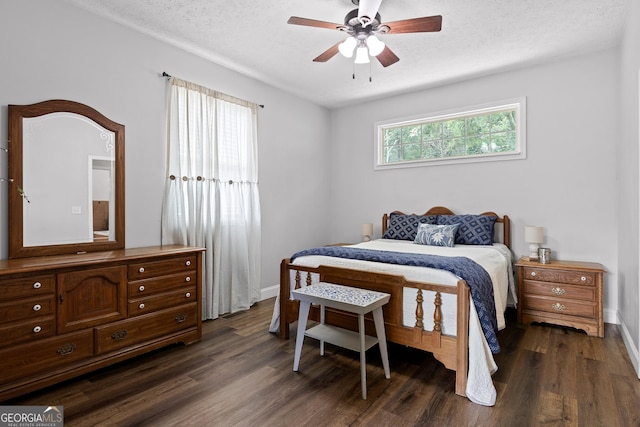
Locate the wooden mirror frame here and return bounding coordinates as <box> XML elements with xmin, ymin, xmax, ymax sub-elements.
<box><xmin>8</xmin><ymin>100</ymin><xmax>125</xmax><ymax>258</ymax></box>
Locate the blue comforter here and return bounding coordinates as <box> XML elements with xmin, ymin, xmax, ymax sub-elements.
<box><xmin>291</xmin><ymin>246</ymin><xmax>500</xmax><ymax>353</ymax></box>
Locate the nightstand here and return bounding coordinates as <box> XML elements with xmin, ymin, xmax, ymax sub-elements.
<box><xmin>515</xmin><ymin>257</ymin><xmax>605</xmax><ymax>337</ymax></box>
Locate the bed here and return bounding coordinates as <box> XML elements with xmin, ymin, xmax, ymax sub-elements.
<box><xmin>270</xmin><ymin>206</ymin><xmax>515</xmax><ymax>406</ymax></box>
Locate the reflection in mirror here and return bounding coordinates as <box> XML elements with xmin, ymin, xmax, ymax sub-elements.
<box><xmin>8</xmin><ymin>100</ymin><xmax>125</xmax><ymax>258</ymax></box>
<box><xmin>91</xmin><ymin>158</ymin><xmax>115</xmax><ymax>241</ymax></box>
<box><xmin>22</xmin><ymin>113</ymin><xmax>116</xmax><ymax>246</ymax></box>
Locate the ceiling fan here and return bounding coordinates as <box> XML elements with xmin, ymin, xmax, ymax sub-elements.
<box><xmin>287</xmin><ymin>0</ymin><xmax>442</xmax><ymax>67</ymax></box>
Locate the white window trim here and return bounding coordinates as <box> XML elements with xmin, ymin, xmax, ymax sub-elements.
<box><xmin>374</xmin><ymin>97</ymin><xmax>527</xmax><ymax>170</ymax></box>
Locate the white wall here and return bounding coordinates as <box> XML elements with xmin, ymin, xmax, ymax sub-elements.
<box><xmin>329</xmin><ymin>50</ymin><xmax>620</xmax><ymax>322</ymax></box>
<box><xmin>617</xmin><ymin>0</ymin><xmax>640</xmax><ymax>376</ymax></box>
<box><xmin>0</xmin><ymin>0</ymin><xmax>332</xmax><ymax>292</ymax></box>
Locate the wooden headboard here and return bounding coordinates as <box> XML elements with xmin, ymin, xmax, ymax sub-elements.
<box><xmin>381</xmin><ymin>206</ymin><xmax>511</xmax><ymax>248</ymax></box>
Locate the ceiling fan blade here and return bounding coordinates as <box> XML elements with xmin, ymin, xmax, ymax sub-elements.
<box><xmin>376</xmin><ymin>46</ymin><xmax>399</xmax><ymax>67</ymax></box>
<box><xmin>287</xmin><ymin>16</ymin><xmax>342</xmax><ymax>30</ymax></box>
<box><xmin>358</xmin><ymin>0</ymin><xmax>383</xmax><ymax>20</ymax></box>
<box><xmin>313</xmin><ymin>41</ymin><xmax>342</xmax><ymax>62</ymax></box>
<box><xmin>385</xmin><ymin>15</ymin><xmax>442</xmax><ymax>34</ymax></box>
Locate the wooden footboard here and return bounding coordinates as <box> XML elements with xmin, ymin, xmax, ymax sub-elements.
<box><xmin>279</xmin><ymin>258</ymin><xmax>470</xmax><ymax>397</ymax></box>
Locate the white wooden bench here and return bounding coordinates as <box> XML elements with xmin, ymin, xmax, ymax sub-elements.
<box><xmin>292</xmin><ymin>282</ymin><xmax>391</xmax><ymax>399</ymax></box>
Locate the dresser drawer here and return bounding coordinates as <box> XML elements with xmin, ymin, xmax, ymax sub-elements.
<box><xmin>0</xmin><ymin>316</ymin><xmax>56</xmax><ymax>347</ymax></box>
<box><xmin>128</xmin><ymin>256</ymin><xmax>197</xmax><ymax>281</ymax></box>
<box><xmin>0</xmin><ymin>329</ymin><xmax>94</xmax><ymax>385</ymax></box>
<box><xmin>0</xmin><ymin>275</ymin><xmax>54</xmax><ymax>302</ymax></box>
<box><xmin>129</xmin><ymin>286</ymin><xmax>197</xmax><ymax>316</ymax></box>
<box><xmin>523</xmin><ymin>280</ymin><xmax>595</xmax><ymax>302</ymax></box>
<box><xmin>95</xmin><ymin>303</ymin><xmax>197</xmax><ymax>354</ymax></box>
<box><xmin>128</xmin><ymin>271</ymin><xmax>196</xmax><ymax>296</ymax></box>
<box><xmin>521</xmin><ymin>267</ymin><xmax>595</xmax><ymax>286</ymax></box>
<box><xmin>523</xmin><ymin>295</ymin><xmax>596</xmax><ymax>318</ymax></box>
<box><xmin>0</xmin><ymin>295</ymin><xmax>55</xmax><ymax>324</ymax></box>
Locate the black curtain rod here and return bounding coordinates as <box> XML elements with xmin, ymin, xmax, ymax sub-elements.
<box><xmin>162</xmin><ymin>72</ymin><xmax>264</xmax><ymax>108</ymax></box>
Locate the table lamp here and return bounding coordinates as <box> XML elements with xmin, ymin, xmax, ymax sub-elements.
<box><xmin>524</xmin><ymin>226</ymin><xmax>544</xmax><ymax>261</ymax></box>
<box><xmin>362</xmin><ymin>223</ymin><xmax>373</xmax><ymax>242</ymax></box>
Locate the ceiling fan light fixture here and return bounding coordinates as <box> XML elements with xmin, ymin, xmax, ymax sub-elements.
<box><xmin>354</xmin><ymin>45</ymin><xmax>370</xmax><ymax>64</ymax></box>
<box><xmin>338</xmin><ymin>36</ymin><xmax>357</xmax><ymax>58</ymax></box>
<box><xmin>366</xmin><ymin>34</ymin><xmax>385</xmax><ymax>56</ymax></box>
<box><xmin>287</xmin><ymin>2</ymin><xmax>442</xmax><ymax>69</ymax></box>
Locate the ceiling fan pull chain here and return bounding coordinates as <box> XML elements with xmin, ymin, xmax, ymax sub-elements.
<box><xmin>353</xmin><ymin>62</ymin><xmax>356</xmax><ymax>80</ymax></box>
<box><xmin>369</xmin><ymin>61</ymin><xmax>372</xmax><ymax>82</ymax></box>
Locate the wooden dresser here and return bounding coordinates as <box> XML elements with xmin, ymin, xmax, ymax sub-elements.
<box><xmin>0</xmin><ymin>245</ymin><xmax>204</xmax><ymax>401</ymax></box>
<box><xmin>516</xmin><ymin>257</ymin><xmax>605</xmax><ymax>337</ymax></box>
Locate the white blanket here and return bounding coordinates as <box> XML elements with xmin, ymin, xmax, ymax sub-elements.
<box><xmin>270</xmin><ymin>239</ymin><xmax>515</xmax><ymax>406</ymax></box>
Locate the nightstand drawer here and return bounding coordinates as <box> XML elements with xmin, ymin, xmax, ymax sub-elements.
<box><xmin>523</xmin><ymin>280</ymin><xmax>595</xmax><ymax>302</ymax></box>
<box><xmin>523</xmin><ymin>295</ymin><xmax>596</xmax><ymax>318</ymax></box>
<box><xmin>522</xmin><ymin>267</ymin><xmax>595</xmax><ymax>286</ymax></box>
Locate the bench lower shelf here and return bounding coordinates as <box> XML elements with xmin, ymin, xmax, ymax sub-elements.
<box><xmin>305</xmin><ymin>324</ymin><xmax>379</xmax><ymax>352</ymax></box>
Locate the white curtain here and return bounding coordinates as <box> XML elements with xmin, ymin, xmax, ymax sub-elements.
<box><xmin>162</xmin><ymin>77</ymin><xmax>261</xmax><ymax>320</ymax></box>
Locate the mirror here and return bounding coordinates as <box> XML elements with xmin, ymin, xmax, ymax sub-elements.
<box><xmin>8</xmin><ymin>100</ymin><xmax>125</xmax><ymax>258</ymax></box>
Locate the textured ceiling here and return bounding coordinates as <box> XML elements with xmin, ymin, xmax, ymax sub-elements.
<box><xmin>62</xmin><ymin>0</ymin><xmax>630</xmax><ymax>108</ymax></box>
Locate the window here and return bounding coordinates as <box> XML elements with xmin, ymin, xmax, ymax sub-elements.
<box><xmin>375</xmin><ymin>97</ymin><xmax>526</xmax><ymax>169</ymax></box>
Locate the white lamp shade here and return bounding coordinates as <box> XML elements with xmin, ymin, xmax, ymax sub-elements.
<box><xmin>338</xmin><ymin>37</ymin><xmax>357</xmax><ymax>58</ymax></box>
<box><xmin>524</xmin><ymin>226</ymin><xmax>544</xmax><ymax>244</ymax></box>
<box><xmin>366</xmin><ymin>35</ymin><xmax>385</xmax><ymax>56</ymax></box>
<box><xmin>361</xmin><ymin>223</ymin><xmax>374</xmax><ymax>236</ymax></box>
<box><xmin>354</xmin><ymin>46</ymin><xmax>370</xmax><ymax>64</ymax></box>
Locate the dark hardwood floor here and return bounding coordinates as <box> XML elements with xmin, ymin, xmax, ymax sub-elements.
<box><xmin>6</xmin><ymin>298</ymin><xmax>640</xmax><ymax>426</ymax></box>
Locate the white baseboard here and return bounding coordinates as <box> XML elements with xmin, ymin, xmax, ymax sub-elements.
<box><xmin>618</xmin><ymin>312</ymin><xmax>640</xmax><ymax>379</ymax></box>
<box><xmin>260</xmin><ymin>284</ymin><xmax>279</xmax><ymax>301</ymax></box>
<box><xmin>604</xmin><ymin>308</ymin><xmax>619</xmax><ymax>325</ymax></box>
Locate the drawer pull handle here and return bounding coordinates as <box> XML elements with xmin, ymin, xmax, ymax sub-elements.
<box><xmin>139</xmin><ymin>303</ymin><xmax>145</xmax><ymax>309</ymax></box>
<box><xmin>33</xmin><ymin>304</ymin><xmax>42</xmax><ymax>311</ymax></box>
<box><xmin>551</xmin><ymin>303</ymin><xmax>566</xmax><ymax>311</ymax></box>
<box><xmin>185</xmin><ymin>260</ymin><xmax>191</xmax><ymax>266</ymax></box>
<box><xmin>551</xmin><ymin>287</ymin><xmax>566</xmax><ymax>296</ymax></box>
<box><xmin>111</xmin><ymin>330</ymin><xmax>128</xmax><ymax>341</ymax></box>
<box><xmin>139</xmin><ymin>285</ymin><xmax>145</xmax><ymax>292</ymax></box>
<box><xmin>581</xmin><ymin>276</ymin><xmax>587</xmax><ymax>282</ymax></box>
<box><xmin>530</xmin><ymin>271</ymin><xmax>536</xmax><ymax>277</ymax></box>
<box><xmin>139</xmin><ymin>267</ymin><xmax>145</xmax><ymax>273</ymax></box>
<box><xmin>185</xmin><ymin>277</ymin><xmax>191</xmax><ymax>282</ymax></box>
<box><xmin>185</xmin><ymin>292</ymin><xmax>191</xmax><ymax>298</ymax></box>
<box><xmin>33</xmin><ymin>281</ymin><xmax>42</xmax><ymax>289</ymax></box>
<box><xmin>175</xmin><ymin>313</ymin><xmax>188</xmax><ymax>323</ymax></box>
<box><xmin>33</xmin><ymin>325</ymin><xmax>42</xmax><ymax>333</ymax></box>
<box><xmin>57</xmin><ymin>343</ymin><xmax>76</xmax><ymax>355</ymax></box>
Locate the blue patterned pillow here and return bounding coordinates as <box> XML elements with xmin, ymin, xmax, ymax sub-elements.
<box><xmin>437</xmin><ymin>214</ymin><xmax>497</xmax><ymax>245</ymax></box>
<box><xmin>383</xmin><ymin>213</ymin><xmax>438</xmax><ymax>241</ymax></box>
<box><xmin>414</xmin><ymin>223</ymin><xmax>459</xmax><ymax>247</ymax></box>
